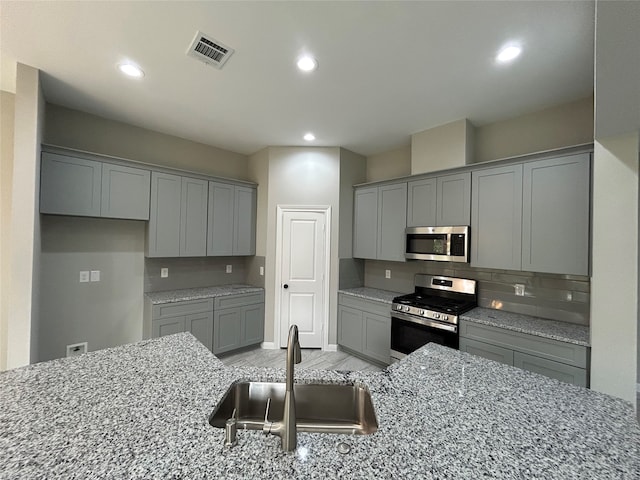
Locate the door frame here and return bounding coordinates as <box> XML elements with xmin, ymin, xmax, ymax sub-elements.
<box><xmin>274</xmin><ymin>205</ymin><xmax>332</xmax><ymax>350</ymax></box>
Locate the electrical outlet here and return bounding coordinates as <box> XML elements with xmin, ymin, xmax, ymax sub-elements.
<box><xmin>66</xmin><ymin>342</ymin><xmax>87</xmax><ymax>357</ymax></box>
<box><xmin>79</xmin><ymin>271</ymin><xmax>90</xmax><ymax>283</ymax></box>
<box><xmin>515</xmin><ymin>284</ymin><xmax>525</xmax><ymax>296</ymax></box>
<box><xmin>161</xmin><ymin>268</ymin><xmax>169</xmax><ymax>278</ymax></box>
<box><xmin>259</xmin><ymin>266</ymin><xmax>264</xmax><ymax>276</ymax></box>
<box><xmin>226</xmin><ymin>265</ymin><xmax>233</xmax><ymax>274</ymax></box>
<box><xmin>385</xmin><ymin>269</ymin><xmax>391</xmax><ymax>279</ymax></box>
<box><xmin>90</xmin><ymin>270</ymin><xmax>100</xmax><ymax>282</ymax></box>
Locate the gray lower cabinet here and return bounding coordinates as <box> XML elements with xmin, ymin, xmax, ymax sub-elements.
<box><xmin>353</xmin><ymin>182</ymin><xmax>407</xmax><ymax>262</ymax></box>
<box><xmin>40</xmin><ymin>151</ymin><xmax>151</xmax><ymax>219</ymax></box>
<box><xmin>151</xmin><ymin>299</ymin><xmax>214</xmax><ymax>351</ymax></box>
<box><xmin>459</xmin><ymin>319</ymin><xmax>589</xmax><ymax>387</ymax></box>
<box><xmin>337</xmin><ymin>294</ymin><xmax>390</xmax><ymax>365</ymax></box>
<box><xmin>207</xmin><ymin>182</ymin><xmax>256</xmax><ymax>256</ymax></box>
<box><xmin>213</xmin><ymin>292</ymin><xmax>265</xmax><ymax>355</ymax></box>
<box><xmin>147</xmin><ymin>172</ymin><xmax>208</xmax><ymax>257</ymax></box>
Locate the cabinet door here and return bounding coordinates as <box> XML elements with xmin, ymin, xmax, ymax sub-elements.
<box><xmin>407</xmin><ymin>178</ymin><xmax>437</xmax><ymax>227</ymax></box>
<box><xmin>377</xmin><ymin>183</ymin><xmax>407</xmax><ymax>262</ymax></box>
<box><xmin>213</xmin><ymin>308</ymin><xmax>242</xmax><ymax>354</ymax></box>
<box><xmin>459</xmin><ymin>337</ymin><xmax>514</xmax><ymax>366</ymax></box>
<box><xmin>362</xmin><ymin>312</ymin><xmax>390</xmax><ymax>364</ymax></box>
<box><xmin>522</xmin><ymin>154</ymin><xmax>590</xmax><ymax>275</ymax></box>
<box><xmin>437</xmin><ymin>172</ymin><xmax>471</xmax><ymax>226</ymax></box>
<box><xmin>101</xmin><ymin>163</ymin><xmax>151</xmax><ymax>220</ymax></box>
<box><xmin>513</xmin><ymin>352</ymin><xmax>588</xmax><ymax>387</ymax></box>
<box><xmin>185</xmin><ymin>311</ymin><xmax>213</xmax><ymax>352</ymax></box>
<box><xmin>148</xmin><ymin>172</ymin><xmax>182</xmax><ymax>257</ymax></box>
<box><xmin>353</xmin><ymin>187</ymin><xmax>378</xmax><ymax>259</ymax></box>
<box><xmin>152</xmin><ymin>316</ymin><xmax>185</xmax><ymax>338</ymax></box>
<box><xmin>234</xmin><ymin>186</ymin><xmax>256</xmax><ymax>255</ymax></box>
<box><xmin>241</xmin><ymin>303</ymin><xmax>265</xmax><ymax>347</ymax></box>
<box><xmin>338</xmin><ymin>305</ymin><xmax>363</xmax><ymax>352</ymax></box>
<box><xmin>180</xmin><ymin>177</ymin><xmax>208</xmax><ymax>257</ymax></box>
<box><xmin>207</xmin><ymin>181</ymin><xmax>234</xmax><ymax>256</ymax></box>
<box><xmin>471</xmin><ymin>165</ymin><xmax>523</xmax><ymax>270</ymax></box>
<box><xmin>40</xmin><ymin>152</ymin><xmax>102</xmax><ymax>216</ymax></box>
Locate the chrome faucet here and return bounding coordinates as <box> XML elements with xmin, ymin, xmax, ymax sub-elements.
<box><xmin>263</xmin><ymin>324</ymin><xmax>302</xmax><ymax>451</ymax></box>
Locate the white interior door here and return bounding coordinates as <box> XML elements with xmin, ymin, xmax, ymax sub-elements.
<box><xmin>279</xmin><ymin>209</ymin><xmax>327</xmax><ymax>348</ymax></box>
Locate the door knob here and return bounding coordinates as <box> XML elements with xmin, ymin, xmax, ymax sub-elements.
<box><xmin>283</xmin><ymin>284</ymin><xmax>289</xmax><ymax>289</ymax></box>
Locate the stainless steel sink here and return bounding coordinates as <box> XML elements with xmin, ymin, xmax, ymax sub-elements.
<box><xmin>209</xmin><ymin>381</ymin><xmax>378</xmax><ymax>435</ymax></box>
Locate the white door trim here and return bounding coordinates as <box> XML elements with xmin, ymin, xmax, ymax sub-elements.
<box><xmin>274</xmin><ymin>205</ymin><xmax>331</xmax><ymax>350</ymax></box>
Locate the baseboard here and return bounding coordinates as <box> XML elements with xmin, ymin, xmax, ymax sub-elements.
<box><xmin>324</xmin><ymin>343</ymin><xmax>338</xmax><ymax>352</ymax></box>
<box><xmin>260</xmin><ymin>342</ymin><xmax>277</xmax><ymax>350</ymax></box>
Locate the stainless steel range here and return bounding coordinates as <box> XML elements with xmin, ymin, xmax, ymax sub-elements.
<box><xmin>390</xmin><ymin>274</ymin><xmax>477</xmax><ymax>361</ymax></box>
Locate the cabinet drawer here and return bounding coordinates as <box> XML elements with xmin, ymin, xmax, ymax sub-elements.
<box><xmin>459</xmin><ymin>338</ymin><xmax>514</xmax><ymax>366</ymax></box>
<box><xmin>459</xmin><ymin>320</ymin><xmax>588</xmax><ymax>368</ymax></box>
<box><xmin>514</xmin><ymin>352</ymin><xmax>588</xmax><ymax>388</ymax></box>
<box><xmin>338</xmin><ymin>294</ymin><xmax>390</xmax><ymax>317</ymax></box>
<box><xmin>152</xmin><ymin>299</ymin><xmax>213</xmax><ymax>319</ymax></box>
<box><xmin>215</xmin><ymin>292</ymin><xmax>264</xmax><ymax>310</ymax></box>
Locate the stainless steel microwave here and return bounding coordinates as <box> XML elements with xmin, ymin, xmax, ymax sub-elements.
<box><xmin>405</xmin><ymin>226</ymin><xmax>469</xmax><ymax>262</ymax></box>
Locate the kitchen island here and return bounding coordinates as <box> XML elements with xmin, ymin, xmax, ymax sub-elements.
<box><xmin>1</xmin><ymin>334</ymin><xmax>638</xmax><ymax>479</ymax></box>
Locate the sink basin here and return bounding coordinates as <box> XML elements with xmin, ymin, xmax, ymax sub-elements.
<box><xmin>209</xmin><ymin>381</ymin><xmax>378</xmax><ymax>435</ymax></box>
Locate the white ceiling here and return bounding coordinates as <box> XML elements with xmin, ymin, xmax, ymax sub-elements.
<box><xmin>1</xmin><ymin>1</ymin><xmax>595</xmax><ymax>157</ymax></box>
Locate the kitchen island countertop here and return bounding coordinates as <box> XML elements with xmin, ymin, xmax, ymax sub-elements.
<box><xmin>146</xmin><ymin>284</ymin><xmax>263</xmax><ymax>304</ymax></box>
<box><xmin>1</xmin><ymin>333</ymin><xmax>637</xmax><ymax>479</ymax></box>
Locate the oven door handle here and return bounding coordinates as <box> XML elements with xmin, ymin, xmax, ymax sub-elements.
<box><xmin>391</xmin><ymin>311</ymin><xmax>458</xmax><ymax>333</ymax></box>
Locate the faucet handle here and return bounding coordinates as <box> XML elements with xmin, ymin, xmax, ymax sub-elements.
<box><xmin>262</xmin><ymin>398</ymin><xmax>273</xmax><ymax>435</ymax></box>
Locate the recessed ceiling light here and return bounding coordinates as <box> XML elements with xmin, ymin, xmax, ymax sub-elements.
<box><xmin>496</xmin><ymin>45</ymin><xmax>522</xmax><ymax>64</ymax></box>
<box><xmin>118</xmin><ymin>62</ymin><xmax>144</xmax><ymax>78</ymax></box>
<box><xmin>303</xmin><ymin>132</ymin><xmax>315</xmax><ymax>141</ymax></box>
<box><xmin>297</xmin><ymin>55</ymin><xmax>318</xmax><ymax>72</ymax></box>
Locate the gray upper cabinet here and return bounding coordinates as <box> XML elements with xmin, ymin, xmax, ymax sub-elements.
<box><xmin>353</xmin><ymin>182</ymin><xmax>407</xmax><ymax>262</ymax></box>
<box><xmin>437</xmin><ymin>172</ymin><xmax>471</xmax><ymax>226</ymax></box>
<box><xmin>471</xmin><ymin>164</ymin><xmax>523</xmax><ymax>270</ymax></box>
<box><xmin>40</xmin><ymin>152</ymin><xmax>102</xmax><ymax>217</ymax></box>
<box><xmin>353</xmin><ymin>187</ymin><xmax>379</xmax><ymax>259</ymax></box>
<box><xmin>377</xmin><ymin>183</ymin><xmax>408</xmax><ymax>261</ymax></box>
<box><xmin>233</xmin><ymin>186</ymin><xmax>256</xmax><ymax>255</ymax></box>
<box><xmin>406</xmin><ymin>178</ymin><xmax>437</xmax><ymax>227</ymax></box>
<box><xmin>180</xmin><ymin>177</ymin><xmax>208</xmax><ymax>257</ymax></box>
<box><xmin>207</xmin><ymin>182</ymin><xmax>256</xmax><ymax>256</ymax></box>
<box><xmin>147</xmin><ymin>172</ymin><xmax>182</xmax><ymax>257</ymax></box>
<box><xmin>522</xmin><ymin>154</ymin><xmax>590</xmax><ymax>276</ymax></box>
<box><xmin>101</xmin><ymin>163</ymin><xmax>151</xmax><ymax>220</ymax></box>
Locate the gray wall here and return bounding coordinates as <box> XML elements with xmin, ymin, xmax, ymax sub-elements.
<box><xmin>44</xmin><ymin>103</ymin><xmax>250</xmax><ymax>180</ymax></box>
<box><xmin>145</xmin><ymin>256</ymin><xmax>250</xmax><ymax>292</ymax></box>
<box><xmin>364</xmin><ymin>260</ymin><xmax>589</xmax><ymax>325</ymax></box>
<box><xmin>38</xmin><ymin>216</ymin><xmax>145</xmax><ymax>362</ymax></box>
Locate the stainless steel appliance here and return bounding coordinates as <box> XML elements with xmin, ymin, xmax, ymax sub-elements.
<box><xmin>405</xmin><ymin>226</ymin><xmax>469</xmax><ymax>262</ymax></box>
<box><xmin>390</xmin><ymin>274</ymin><xmax>477</xmax><ymax>361</ymax></box>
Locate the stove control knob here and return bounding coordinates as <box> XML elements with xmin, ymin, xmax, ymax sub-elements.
<box><xmin>442</xmin><ymin>315</ymin><xmax>448</xmax><ymax>321</ymax></box>
<box><xmin>434</xmin><ymin>313</ymin><xmax>440</xmax><ymax>319</ymax></box>
<box><xmin>403</xmin><ymin>306</ymin><xmax>410</xmax><ymax>312</ymax></box>
<box><xmin>396</xmin><ymin>305</ymin><xmax>402</xmax><ymax>311</ymax></box>
<box><xmin>418</xmin><ymin>309</ymin><xmax>425</xmax><ymax>315</ymax></box>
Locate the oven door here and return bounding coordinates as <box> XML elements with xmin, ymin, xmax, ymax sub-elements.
<box><xmin>390</xmin><ymin>312</ymin><xmax>459</xmax><ymax>361</ymax></box>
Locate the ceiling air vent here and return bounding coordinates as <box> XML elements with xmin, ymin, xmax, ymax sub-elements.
<box><xmin>186</xmin><ymin>30</ymin><xmax>234</xmax><ymax>69</ymax></box>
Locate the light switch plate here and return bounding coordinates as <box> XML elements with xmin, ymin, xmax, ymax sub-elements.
<box><xmin>226</xmin><ymin>265</ymin><xmax>233</xmax><ymax>273</ymax></box>
<box><xmin>161</xmin><ymin>268</ymin><xmax>169</xmax><ymax>278</ymax></box>
<box><xmin>515</xmin><ymin>284</ymin><xmax>525</xmax><ymax>296</ymax></box>
<box><xmin>259</xmin><ymin>266</ymin><xmax>264</xmax><ymax>276</ymax></box>
<box><xmin>385</xmin><ymin>269</ymin><xmax>391</xmax><ymax>279</ymax></box>
<box><xmin>79</xmin><ymin>271</ymin><xmax>90</xmax><ymax>283</ymax></box>
<box><xmin>90</xmin><ymin>270</ymin><xmax>100</xmax><ymax>282</ymax></box>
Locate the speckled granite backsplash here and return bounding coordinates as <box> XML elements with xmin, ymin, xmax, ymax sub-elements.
<box><xmin>363</xmin><ymin>260</ymin><xmax>590</xmax><ymax>325</ymax></box>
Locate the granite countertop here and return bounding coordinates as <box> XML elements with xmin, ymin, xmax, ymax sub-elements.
<box><xmin>146</xmin><ymin>284</ymin><xmax>263</xmax><ymax>304</ymax></box>
<box><xmin>339</xmin><ymin>287</ymin><xmax>404</xmax><ymax>304</ymax></box>
<box><xmin>1</xmin><ymin>333</ymin><xmax>638</xmax><ymax>479</ymax></box>
<box><xmin>461</xmin><ymin>307</ymin><xmax>590</xmax><ymax>346</ymax></box>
